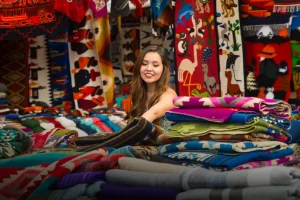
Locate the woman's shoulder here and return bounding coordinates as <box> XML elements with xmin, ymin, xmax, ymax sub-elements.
<box><xmin>163</xmin><ymin>88</ymin><xmax>177</xmax><ymax>97</ymax></box>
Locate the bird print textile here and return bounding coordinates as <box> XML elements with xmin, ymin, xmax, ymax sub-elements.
<box><xmin>216</xmin><ymin>0</ymin><xmax>245</xmax><ymax>97</ymax></box>
<box><xmin>175</xmin><ymin>0</ymin><xmax>220</xmax><ymax>97</ymax></box>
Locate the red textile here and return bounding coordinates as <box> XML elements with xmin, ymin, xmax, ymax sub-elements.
<box><xmin>54</xmin><ymin>0</ymin><xmax>91</xmax><ymax>23</ymax></box>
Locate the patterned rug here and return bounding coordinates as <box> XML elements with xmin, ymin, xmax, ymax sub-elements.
<box><xmin>216</xmin><ymin>0</ymin><xmax>245</xmax><ymax>97</ymax></box>
<box><xmin>175</xmin><ymin>0</ymin><xmax>220</xmax><ymax>97</ymax></box>
<box><xmin>28</xmin><ymin>35</ymin><xmax>53</xmax><ymax>106</ymax></box>
<box><xmin>68</xmin><ymin>10</ymin><xmax>107</xmax><ymax>110</ymax></box>
<box><xmin>0</xmin><ymin>40</ymin><xmax>29</xmax><ymax>108</ymax></box>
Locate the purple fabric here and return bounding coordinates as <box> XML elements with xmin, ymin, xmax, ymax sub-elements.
<box><xmin>54</xmin><ymin>171</ymin><xmax>106</xmax><ymax>189</ymax></box>
<box><xmin>167</xmin><ymin>108</ymin><xmax>238</xmax><ymax>123</ymax></box>
<box><xmin>90</xmin><ymin>0</ymin><xmax>108</xmax><ymax>18</ymax></box>
<box><xmin>97</xmin><ymin>183</ymin><xmax>181</xmax><ymax>200</ymax></box>
<box><xmin>173</xmin><ymin>97</ymin><xmax>291</xmax><ymax>118</ymax></box>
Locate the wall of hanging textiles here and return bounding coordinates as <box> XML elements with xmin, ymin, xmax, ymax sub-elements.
<box><xmin>1</xmin><ymin>0</ymin><xmax>300</xmax><ymax>109</ymax></box>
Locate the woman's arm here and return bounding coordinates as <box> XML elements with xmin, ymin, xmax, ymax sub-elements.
<box><xmin>141</xmin><ymin>89</ymin><xmax>177</xmax><ymax>122</ymax></box>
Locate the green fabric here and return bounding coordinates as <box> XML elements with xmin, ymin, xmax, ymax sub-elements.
<box><xmin>0</xmin><ymin>125</ymin><xmax>33</xmax><ymax>158</ymax></box>
<box><xmin>21</xmin><ymin>119</ymin><xmax>45</xmax><ymax>133</ymax></box>
<box><xmin>0</xmin><ymin>151</ymin><xmax>82</xmax><ymax>168</ymax></box>
<box><xmin>167</xmin><ymin>119</ymin><xmax>287</xmax><ymax>138</ymax></box>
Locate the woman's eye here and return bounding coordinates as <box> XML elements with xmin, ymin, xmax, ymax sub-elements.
<box><xmin>154</xmin><ymin>65</ymin><xmax>159</xmax><ymax>67</ymax></box>
<box><xmin>142</xmin><ymin>63</ymin><xmax>147</xmax><ymax>66</ymax></box>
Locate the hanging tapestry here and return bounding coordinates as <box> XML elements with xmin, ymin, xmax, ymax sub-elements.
<box><xmin>216</xmin><ymin>0</ymin><xmax>245</xmax><ymax>97</ymax></box>
<box><xmin>240</xmin><ymin>0</ymin><xmax>291</xmax><ymax>26</ymax></box>
<box><xmin>273</xmin><ymin>0</ymin><xmax>300</xmax><ymax>13</ymax></box>
<box><xmin>47</xmin><ymin>33</ymin><xmax>75</xmax><ymax>109</ymax></box>
<box><xmin>0</xmin><ymin>0</ymin><xmax>68</xmax><ymax>40</ymax></box>
<box><xmin>243</xmin><ymin>24</ymin><xmax>292</xmax><ymax>101</ymax></box>
<box><xmin>119</xmin><ymin>14</ymin><xmax>141</xmax><ymax>75</ymax></box>
<box><xmin>175</xmin><ymin>0</ymin><xmax>220</xmax><ymax>97</ymax></box>
<box><xmin>0</xmin><ymin>40</ymin><xmax>29</xmax><ymax>108</ymax></box>
<box><xmin>93</xmin><ymin>15</ymin><xmax>115</xmax><ymax>107</ymax></box>
<box><xmin>68</xmin><ymin>10</ymin><xmax>107</xmax><ymax>110</ymax></box>
<box><xmin>290</xmin><ymin>11</ymin><xmax>300</xmax><ymax>101</ymax></box>
<box><xmin>28</xmin><ymin>36</ymin><xmax>52</xmax><ymax>107</ymax></box>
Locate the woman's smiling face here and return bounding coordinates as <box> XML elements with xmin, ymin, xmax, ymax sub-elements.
<box><xmin>140</xmin><ymin>52</ymin><xmax>164</xmax><ymax>84</ymax></box>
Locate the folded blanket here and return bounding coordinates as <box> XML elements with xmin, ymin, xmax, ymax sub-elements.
<box><xmin>176</xmin><ymin>183</ymin><xmax>300</xmax><ymax>200</ymax></box>
<box><xmin>233</xmin><ymin>155</ymin><xmax>295</xmax><ymax>170</ymax></box>
<box><xmin>54</xmin><ymin>172</ymin><xmax>106</xmax><ymax>189</ymax></box>
<box><xmin>105</xmin><ymin>169</ymin><xmax>182</xmax><ymax>189</ymax></box>
<box><xmin>173</xmin><ymin>97</ymin><xmax>291</xmax><ymax>118</ymax></box>
<box><xmin>180</xmin><ymin>166</ymin><xmax>300</xmax><ymax>190</ymax></box>
<box><xmin>97</xmin><ymin>183</ymin><xmax>181</xmax><ymax>200</ymax></box>
<box><xmin>118</xmin><ymin>157</ymin><xmax>190</xmax><ymax>174</ymax></box>
<box><xmin>166</xmin><ymin>119</ymin><xmax>287</xmax><ymax>139</ymax></box>
<box><xmin>161</xmin><ymin>148</ymin><xmax>294</xmax><ymax>170</ymax></box>
<box><xmin>0</xmin><ymin>125</ymin><xmax>33</xmax><ymax>158</ymax></box>
<box><xmin>157</xmin><ymin>132</ymin><xmax>279</xmax><ymax>145</ymax></box>
<box><xmin>76</xmin><ymin>118</ymin><xmax>161</xmax><ymax>151</ymax></box>
<box><xmin>158</xmin><ymin>141</ymin><xmax>288</xmax><ymax>154</ymax></box>
<box><xmin>166</xmin><ymin>111</ymin><xmax>291</xmax><ymax>130</ymax></box>
<box><xmin>287</xmin><ymin>120</ymin><xmax>300</xmax><ymax>143</ymax></box>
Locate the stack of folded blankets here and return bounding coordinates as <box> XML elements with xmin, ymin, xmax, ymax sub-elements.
<box><xmin>157</xmin><ymin>96</ymin><xmax>295</xmax><ymax>171</ymax></box>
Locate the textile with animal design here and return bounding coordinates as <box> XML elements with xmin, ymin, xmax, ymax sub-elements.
<box><xmin>28</xmin><ymin>36</ymin><xmax>53</xmax><ymax>107</ymax></box>
<box><xmin>120</xmin><ymin>9</ymin><xmax>174</xmax><ymax>76</ymax></box>
<box><xmin>243</xmin><ymin>26</ymin><xmax>292</xmax><ymax>101</ymax></box>
<box><xmin>290</xmin><ymin>12</ymin><xmax>300</xmax><ymax>101</ymax></box>
<box><xmin>216</xmin><ymin>0</ymin><xmax>245</xmax><ymax>97</ymax></box>
<box><xmin>93</xmin><ymin>16</ymin><xmax>115</xmax><ymax>107</ymax></box>
<box><xmin>68</xmin><ymin>11</ymin><xmax>107</xmax><ymax>110</ymax></box>
<box><xmin>175</xmin><ymin>0</ymin><xmax>220</xmax><ymax>97</ymax></box>
<box><xmin>173</xmin><ymin>96</ymin><xmax>291</xmax><ymax>118</ymax></box>
<box><xmin>158</xmin><ymin>140</ymin><xmax>288</xmax><ymax>154</ymax></box>
<box><xmin>47</xmin><ymin>32</ymin><xmax>75</xmax><ymax>109</ymax></box>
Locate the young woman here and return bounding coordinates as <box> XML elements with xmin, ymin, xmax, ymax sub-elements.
<box><xmin>129</xmin><ymin>45</ymin><xmax>177</xmax><ymax>126</ymax></box>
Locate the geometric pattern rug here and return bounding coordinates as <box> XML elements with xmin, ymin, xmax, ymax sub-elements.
<box><xmin>0</xmin><ymin>40</ymin><xmax>30</xmax><ymax>109</ymax></box>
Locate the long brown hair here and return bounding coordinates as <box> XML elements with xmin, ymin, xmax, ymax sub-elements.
<box><xmin>129</xmin><ymin>45</ymin><xmax>171</xmax><ymax>124</ymax></box>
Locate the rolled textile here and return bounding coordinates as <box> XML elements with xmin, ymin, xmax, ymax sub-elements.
<box><xmin>180</xmin><ymin>166</ymin><xmax>300</xmax><ymax>190</ymax></box>
<box><xmin>0</xmin><ymin>125</ymin><xmax>33</xmax><ymax>158</ymax></box>
<box><xmin>105</xmin><ymin>169</ymin><xmax>182</xmax><ymax>189</ymax></box>
<box><xmin>54</xmin><ymin>172</ymin><xmax>106</xmax><ymax>189</ymax></box>
<box><xmin>173</xmin><ymin>96</ymin><xmax>291</xmax><ymax>118</ymax></box>
<box><xmin>97</xmin><ymin>183</ymin><xmax>181</xmax><ymax>200</ymax></box>
<box><xmin>176</xmin><ymin>183</ymin><xmax>300</xmax><ymax>200</ymax></box>
<box><xmin>118</xmin><ymin>157</ymin><xmax>190</xmax><ymax>174</ymax></box>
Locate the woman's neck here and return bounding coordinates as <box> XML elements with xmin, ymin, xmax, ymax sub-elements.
<box><xmin>146</xmin><ymin>83</ymin><xmax>156</xmax><ymax>93</ymax></box>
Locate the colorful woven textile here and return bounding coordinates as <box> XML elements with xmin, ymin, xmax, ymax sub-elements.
<box><xmin>0</xmin><ymin>40</ymin><xmax>30</xmax><ymax>108</ymax></box>
<box><xmin>173</xmin><ymin>96</ymin><xmax>291</xmax><ymax>118</ymax></box>
<box><xmin>175</xmin><ymin>0</ymin><xmax>220</xmax><ymax>97</ymax></box>
<box><xmin>233</xmin><ymin>155</ymin><xmax>295</xmax><ymax>170</ymax></box>
<box><xmin>28</xmin><ymin>36</ymin><xmax>53</xmax><ymax>106</ymax></box>
<box><xmin>158</xmin><ymin>141</ymin><xmax>288</xmax><ymax>154</ymax></box>
<box><xmin>0</xmin><ymin>148</ymin><xmax>108</xmax><ymax>200</ymax></box>
<box><xmin>161</xmin><ymin>147</ymin><xmax>294</xmax><ymax>170</ymax></box>
<box><xmin>94</xmin><ymin>16</ymin><xmax>114</xmax><ymax>107</ymax></box>
<box><xmin>68</xmin><ymin>11</ymin><xmax>107</xmax><ymax>110</ymax></box>
<box><xmin>0</xmin><ymin>125</ymin><xmax>33</xmax><ymax>158</ymax></box>
<box><xmin>166</xmin><ymin>119</ymin><xmax>287</xmax><ymax>139</ymax></box>
<box><xmin>216</xmin><ymin>0</ymin><xmax>245</xmax><ymax>97</ymax></box>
